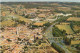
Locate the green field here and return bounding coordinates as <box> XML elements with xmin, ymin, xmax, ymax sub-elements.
<box><xmin>73</xmin><ymin>25</ymin><xmax>80</xmax><ymax>31</ymax></box>
<box><xmin>1</xmin><ymin>20</ymin><xmax>15</xmax><ymax>27</ymax></box>
<box><xmin>1</xmin><ymin>14</ymin><xmax>32</xmax><ymax>27</ymax></box>
<box><xmin>12</xmin><ymin>15</ymin><xmax>32</xmax><ymax>23</ymax></box>
<box><xmin>56</xmin><ymin>24</ymin><xmax>74</xmax><ymax>34</ymax></box>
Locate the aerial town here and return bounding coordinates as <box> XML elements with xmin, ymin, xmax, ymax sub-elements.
<box><xmin>0</xmin><ymin>2</ymin><xmax>80</xmax><ymax>53</ymax></box>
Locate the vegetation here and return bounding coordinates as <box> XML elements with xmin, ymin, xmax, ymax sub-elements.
<box><xmin>13</xmin><ymin>15</ymin><xmax>31</xmax><ymax>23</ymax></box>
<box><xmin>0</xmin><ymin>14</ymin><xmax>32</xmax><ymax>28</ymax></box>
<box><xmin>52</xmin><ymin>26</ymin><xmax>67</xmax><ymax>37</ymax></box>
<box><xmin>70</xmin><ymin>22</ymin><xmax>75</xmax><ymax>32</ymax></box>
<box><xmin>76</xmin><ymin>45</ymin><xmax>80</xmax><ymax>50</ymax></box>
<box><xmin>32</xmin><ymin>22</ymin><xmax>51</xmax><ymax>28</ymax></box>
<box><xmin>73</xmin><ymin>25</ymin><xmax>80</xmax><ymax>33</ymax></box>
<box><xmin>18</xmin><ymin>38</ymin><xmax>21</xmax><ymax>41</ymax></box>
<box><xmin>1</xmin><ymin>20</ymin><xmax>15</xmax><ymax>27</ymax></box>
<box><xmin>1</xmin><ymin>2</ymin><xmax>80</xmax><ymax>53</ymax></box>
<box><xmin>56</xmin><ymin>24</ymin><xmax>74</xmax><ymax>34</ymax></box>
<box><xmin>43</xmin><ymin>22</ymin><xmax>51</xmax><ymax>27</ymax></box>
<box><xmin>64</xmin><ymin>37</ymin><xmax>71</xmax><ymax>45</ymax></box>
<box><xmin>55</xmin><ymin>16</ymin><xmax>69</xmax><ymax>22</ymax></box>
<box><xmin>51</xmin><ymin>42</ymin><xmax>65</xmax><ymax>53</ymax></box>
<box><xmin>54</xmin><ymin>9</ymin><xmax>66</xmax><ymax>14</ymax></box>
<box><xmin>67</xmin><ymin>17</ymin><xmax>80</xmax><ymax>21</ymax></box>
<box><xmin>23</xmin><ymin>45</ymin><xmax>28</xmax><ymax>53</ymax></box>
<box><xmin>70</xmin><ymin>21</ymin><xmax>80</xmax><ymax>33</ymax></box>
<box><xmin>7</xmin><ymin>39</ymin><xmax>12</xmax><ymax>42</ymax></box>
<box><xmin>70</xmin><ymin>21</ymin><xmax>80</xmax><ymax>26</ymax></box>
<box><xmin>71</xmin><ymin>40</ymin><xmax>80</xmax><ymax>45</ymax></box>
<box><xmin>16</xmin><ymin>20</ymin><xmax>26</xmax><ymax>25</ymax></box>
<box><xmin>31</xmin><ymin>25</ymin><xmax>39</xmax><ymax>28</ymax></box>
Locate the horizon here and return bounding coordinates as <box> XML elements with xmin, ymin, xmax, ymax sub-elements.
<box><xmin>1</xmin><ymin>0</ymin><xmax>80</xmax><ymax>2</ymax></box>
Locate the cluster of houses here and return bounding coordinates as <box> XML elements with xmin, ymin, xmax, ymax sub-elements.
<box><xmin>0</xmin><ymin>24</ymin><xmax>43</xmax><ymax>53</ymax></box>
<box><xmin>0</xmin><ymin>3</ymin><xmax>74</xmax><ymax>53</ymax></box>
<box><xmin>1</xmin><ymin>4</ymin><xmax>72</xmax><ymax>19</ymax></box>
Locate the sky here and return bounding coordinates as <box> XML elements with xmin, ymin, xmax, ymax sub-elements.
<box><xmin>1</xmin><ymin>0</ymin><xmax>80</xmax><ymax>2</ymax></box>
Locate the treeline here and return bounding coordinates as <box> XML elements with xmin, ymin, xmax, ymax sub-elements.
<box><xmin>64</xmin><ymin>37</ymin><xmax>71</xmax><ymax>45</ymax></box>
<box><xmin>31</xmin><ymin>22</ymin><xmax>51</xmax><ymax>29</ymax></box>
<box><xmin>61</xmin><ymin>2</ymin><xmax>80</xmax><ymax>6</ymax></box>
<box><xmin>76</xmin><ymin>45</ymin><xmax>80</xmax><ymax>50</ymax></box>
<box><xmin>70</xmin><ymin>22</ymin><xmax>75</xmax><ymax>33</ymax></box>
<box><xmin>54</xmin><ymin>10</ymin><xmax>67</xmax><ymax>14</ymax></box>
<box><xmin>14</xmin><ymin>20</ymin><xmax>26</xmax><ymax>26</ymax></box>
<box><xmin>72</xmin><ymin>12</ymin><xmax>80</xmax><ymax>17</ymax></box>
<box><xmin>1</xmin><ymin>2</ymin><xmax>57</xmax><ymax>8</ymax></box>
<box><xmin>52</xmin><ymin>26</ymin><xmax>67</xmax><ymax>37</ymax></box>
<box><xmin>55</xmin><ymin>16</ymin><xmax>69</xmax><ymax>22</ymax></box>
<box><xmin>70</xmin><ymin>21</ymin><xmax>80</xmax><ymax>33</ymax></box>
<box><xmin>51</xmin><ymin>42</ymin><xmax>65</xmax><ymax>53</ymax></box>
<box><xmin>70</xmin><ymin>21</ymin><xmax>80</xmax><ymax>26</ymax></box>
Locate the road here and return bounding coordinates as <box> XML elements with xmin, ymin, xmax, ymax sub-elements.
<box><xmin>45</xmin><ymin>22</ymin><xmax>58</xmax><ymax>43</ymax></box>
<box><xmin>44</xmin><ymin>22</ymin><xmax>72</xmax><ymax>53</ymax></box>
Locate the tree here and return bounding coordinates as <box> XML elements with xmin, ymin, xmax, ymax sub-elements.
<box><xmin>23</xmin><ymin>45</ymin><xmax>28</xmax><ymax>53</ymax></box>
<box><xmin>51</xmin><ymin>42</ymin><xmax>65</xmax><ymax>53</ymax></box>
<box><xmin>62</xmin><ymin>30</ymin><xmax>67</xmax><ymax>35</ymax></box>
<box><xmin>1</xmin><ymin>27</ymin><xmax>4</xmax><ymax>31</ymax></box>
<box><xmin>25</xmin><ymin>15</ymin><xmax>29</xmax><ymax>18</ymax></box>
<box><xmin>18</xmin><ymin>38</ymin><xmax>21</xmax><ymax>41</ymax></box>
<box><xmin>76</xmin><ymin>45</ymin><xmax>80</xmax><ymax>50</ymax></box>
<box><xmin>38</xmin><ymin>40</ymin><xmax>41</xmax><ymax>45</ymax></box>
<box><xmin>7</xmin><ymin>39</ymin><xmax>12</xmax><ymax>42</ymax></box>
<box><xmin>64</xmin><ymin>37</ymin><xmax>71</xmax><ymax>45</ymax></box>
<box><xmin>43</xmin><ymin>22</ymin><xmax>51</xmax><ymax>27</ymax></box>
<box><xmin>52</xmin><ymin>26</ymin><xmax>66</xmax><ymax>37</ymax></box>
<box><xmin>19</xmin><ymin>21</ymin><xmax>26</xmax><ymax>25</ymax></box>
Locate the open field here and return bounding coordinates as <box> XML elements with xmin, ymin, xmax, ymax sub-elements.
<box><xmin>71</xmin><ymin>40</ymin><xmax>80</xmax><ymax>45</ymax></box>
<box><xmin>73</xmin><ymin>25</ymin><xmax>80</xmax><ymax>31</ymax></box>
<box><xmin>1</xmin><ymin>14</ymin><xmax>32</xmax><ymax>27</ymax></box>
<box><xmin>67</xmin><ymin>46</ymin><xmax>79</xmax><ymax>53</ymax></box>
<box><xmin>33</xmin><ymin>21</ymin><xmax>48</xmax><ymax>26</ymax></box>
<box><xmin>1</xmin><ymin>20</ymin><xmax>15</xmax><ymax>27</ymax></box>
<box><xmin>56</xmin><ymin>24</ymin><xmax>74</xmax><ymax>34</ymax></box>
<box><xmin>12</xmin><ymin>15</ymin><xmax>32</xmax><ymax>23</ymax></box>
<box><xmin>67</xmin><ymin>17</ymin><xmax>80</xmax><ymax>21</ymax></box>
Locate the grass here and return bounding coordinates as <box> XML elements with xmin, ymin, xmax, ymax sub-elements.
<box><xmin>71</xmin><ymin>40</ymin><xmax>80</xmax><ymax>45</ymax></box>
<box><xmin>67</xmin><ymin>17</ymin><xmax>80</xmax><ymax>21</ymax></box>
<box><xmin>67</xmin><ymin>46</ymin><xmax>79</xmax><ymax>53</ymax></box>
<box><xmin>33</xmin><ymin>21</ymin><xmax>48</xmax><ymax>26</ymax></box>
<box><xmin>56</xmin><ymin>24</ymin><xmax>74</xmax><ymax>34</ymax></box>
<box><xmin>13</xmin><ymin>15</ymin><xmax>32</xmax><ymax>23</ymax></box>
<box><xmin>1</xmin><ymin>20</ymin><xmax>15</xmax><ymax>27</ymax></box>
<box><xmin>73</xmin><ymin>25</ymin><xmax>80</xmax><ymax>31</ymax></box>
<box><xmin>1</xmin><ymin>14</ymin><xmax>32</xmax><ymax>27</ymax></box>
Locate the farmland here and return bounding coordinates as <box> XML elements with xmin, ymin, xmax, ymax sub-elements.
<box><xmin>12</xmin><ymin>15</ymin><xmax>32</xmax><ymax>23</ymax></box>
<box><xmin>71</xmin><ymin>40</ymin><xmax>80</xmax><ymax>45</ymax></box>
<box><xmin>67</xmin><ymin>17</ymin><xmax>80</xmax><ymax>21</ymax></box>
<box><xmin>73</xmin><ymin>25</ymin><xmax>80</xmax><ymax>31</ymax></box>
<box><xmin>1</xmin><ymin>20</ymin><xmax>15</xmax><ymax>27</ymax></box>
<box><xmin>33</xmin><ymin>21</ymin><xmax>47</xmax><ymax>26</ymax></box>
<box><xmin>56</xmin><ymin>24</ymin><xmax>74</xmax><ymax>34</ymax></box>
<box><xmin>0</xmin><ymin>14</ymin><xmax>32</xmax><ymax>27</ymax></box>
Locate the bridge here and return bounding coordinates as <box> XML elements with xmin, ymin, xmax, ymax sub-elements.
<box><xmin>47</xmin><ymin>37</ymin><xmax>63</xmax><ymax>41</ymax></box>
